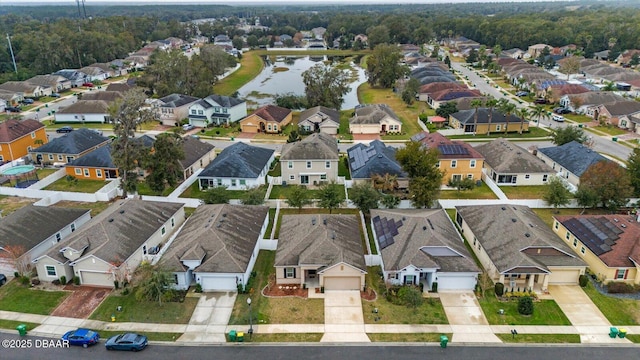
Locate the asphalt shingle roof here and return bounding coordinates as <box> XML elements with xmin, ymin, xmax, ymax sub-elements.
<box><xmin>180</xmin><ymin>136</ymin><xmax>215</xmax><ymax>170</ymax></box>
<box><xmin>199</xmin><ymin>142</ymin><xmax>274</xmax><ymax>179</ymax></box>
<box><xmin>350</xmin><ymin>104</ymin><xmax>400</xmax><ymax>125</ymax></box>
<box><xmin>56</xmin><ymin>100</ymin><xmax>110</xmax><ymax>114</ymax></box>
<box><xmin>450</xmin><ymin>108</ymin><xmax>521</xmax><ymax>125</ymax></box>
<box><xmin>67</xmin><ymin>145</ymin><xmax>115</xmax><ymax>168</ymax></box>
<box><xmin>250</xmin><ymin>105</ymin><xmax>291</xmax><ymax>123</ymax></box>
<box><xmin>347</xmin><ymin>140</ymin><xmax>407</xmax><ymax>180</ymax></box>
<box><xmin>31</xmin><ymin>128</ymin><xmax>109</xmax><ymax>155</ymax></box>
<box><xmin>0</xmin><ymin>119</ymin><xmax>44</xmax><ymax>143</ymax></box>
<box><xmin>280</xmin><ymin>133</ymin><xmax>338</xmax><ymax>161</ymax></box>
<box><xmin>197</xmin><ymin>94</ymin><xmax>245</xmax><ymax>109</ymax></box>
<box><xmin>475</xmin><ymin>138</ymin><xmax>553</xmax><ymax>174</ymax></box>
<box><xmin>298</xmin><ymin>106</ymin><xmax>340</xmax><ymax>125</ymax></box>
<box><xmin>159</xmin><ymin>94</ymin><xmax>200</xmax><ymax>108</ymax></box>
<box><xmin>161</xmin><ymin>204</ymin><xmax>269</xmax><ymax>273</ymax></box>
<box><xmin>538</xmin><ymin>141</ymin><xmax>609</xmax><ymax>178</ymax></box>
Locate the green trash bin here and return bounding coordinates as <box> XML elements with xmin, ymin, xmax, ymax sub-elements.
<box><xmin>228</xmin><ymin>330</ymin><xmax>237</xmax><ymax>342</ymax></box>
<box><xmin>440</xmin><ymin>335</ymin><xmax>448</xmax><ymax>348</ymax></box>
<box><xmin>16</xmin><ymin>324</ymin><xmax>27</xmax><ymax>336</ymax></box>
<box><xmin>618</xmin><ymin>328</ymin><xmax>627</xmax><ymax>338</ymax></box>
<box><xmin>612</xmin><ymin>137</ymin><xmax>618</xmax><ymax>142</ymax></box>
<box><xmin>237</xmin><ymin>331</ymin><xmax>244</xmax><ymax>342</ymax></box>
<box><xmin>609</xmin><ymin>327</ymin><xmax>619</xmax><ymax>338</ymax></box>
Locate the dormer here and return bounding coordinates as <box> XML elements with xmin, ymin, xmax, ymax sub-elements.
<box><xmin>180</xmin><ymin>244</ymin><xmax>206</xmax><ymax>270</ymax></box>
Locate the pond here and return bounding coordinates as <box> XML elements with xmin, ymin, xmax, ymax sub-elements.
<box><xmin>237</xmin><ymin>55</ymin><xmax>366</xmax><ymax>110</ymax></box>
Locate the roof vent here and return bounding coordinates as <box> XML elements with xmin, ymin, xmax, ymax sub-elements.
<box><xmin>427</xmin><ymin>219</ymin><xmax>435</xmax><ymax>230</ymax></box>
<box><xmin>511</xmin><ymin>218</ymin><xmax>517</xmax><ymax>223</ymax></box>
<box><xmin>501</xmin><ymin>207</ymin><xmax>506</xmax><ymax>210</ymax></box>
<box><xmin>312</xmin><ymin>218</ymin><xmax>316</xmax><ymax>225</ymax></box>
<box><xmin>621</xmin><ymin>223</ymin><xmax>627</xmax><ymax>228</ymax></box>
<box><xmin>108</xmin><ymin>218</ymin><xmax>114</xmax><ymax>222</ymax></box>
<box><xmin>323</xmin><ymin>218</ymin><xmax>327</xmax><ymax>225</ymax></box>
<box><xmin>119</xmin><ymin>210</ymin><xmax>125</xmax><ymax>214</ymax></box>
<box><xmin>423</xmin><ymin>226</ymin><xmax>427</xmax><ymax>231</ymax></box>
<box><xmin>525</xmin><ymin>233</ymin><xmax>531</xmax><ymax>237</ymax></box>
<box><xmin>614</xmin><ymin>218</ymin><xmax>619</xmax><ymax>222</ymax></box>
<box><xmin>331</xmin><ymin>232</ymin><xmax>336</xmax><ymax>240</ymax></box>
<box><xmin>216</xmin><ymin>223</ymin><xmax>222</xmax><ymax>228</ymax></box>
<box><xmin>222</xmin><ymin>213</ymin><xmax>227</xmax><ymax>217</ymax></box>
<box><xmin>402</xmin><ymin>217</ymin><xmax>406</xmax><ymax>221</ymax></box>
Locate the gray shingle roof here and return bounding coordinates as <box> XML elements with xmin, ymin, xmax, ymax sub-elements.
<box><xmin>371</xmin><ymin>209</ymin><xmax>479</xmax><ymax>273</ymax></box>
<box><xmin>57</xmin><ymin>100</ymin><xmax>110</xmax><ymax>114</ymax></box>
<box><xmin>0</xmin><ymin>205</ymin><xmax>89</xmax><ymax>252</ymax></box>
<box><xmin>275</xmin><ymin>214</ymin><xmax>366</xmax><ymax>271</ymax></box>
<box><xmin>347</xmin><ymin>140</ymin><xmax>407</xmax><ymax>180</ymax></box>
<box><xmin>159</xmin><ymin>94</ymin><xmax>200</xmax><ymax>108</ymax></box>
<box><xmin>567</xmin><ymin>91</ymin><xmax>624</xmax><ymax>106</ymax></box>
<box><xmin>455</xmin><ymin>204</ymin><xmax>585</xmax><ymax>273</ymax></box>
<box><xmin>601</xmin><ymin>100</ymin><xmax>640</xmax><ymax>116</ymax></box>
<box><xmin>475</xmin><ymin>138</ymin><xmax>553</xmax><ymax>174</ymax></box>
<box><xmin>180</xmin><ymin>136</ymin><xmax>215</xmax><ymax>170</ymax></box>
<box><xmin>67</xmin><ymin>145</ymin><xmax>115</xmax><ymax>168</ymax></box>
<box><xmin>451</xmin><ymin>108</ymin><xmax>521</xmax><ymax>125</ymax></box>
<box><xmin>81</xmin><ymin>91</ymin><xmax>123</xmax><ymax>102</ymax></box>
<box><xmin>31</xmin><ymin>128</ymin><xmax>109</xmax><ymax>155</ymax></box>
<box><xmin>538</xmin><ymin>141</ymin><xmax>609</xmax><ymax>178</ymax></box>
<box><xmin>350</xmin><ymin>104</ymin><xmax>400</xmax><ymax>125</ymax></box>
<box><xmin>198</xmin><ymin>142</ymin><xmax>274</xmax><ymax>179</ymax></box>
<box><xmin>198</xmin><ymin>94</ymin><xmax>245</xmax><ymax>109</ymax></box>
<box><xmin>298</xmin><ymin>106</ymin><xmax>340</xmax><ymax>125</ymax></box>
<box><xmin>161</xmin><ymin>204</ymin><xmax>269</xmax><ymax>273</ymax></box>
<box><xmin>44</xmin><ymin>199</ymin><xmax>183</xmax><ymax>265</ymax></box>
<box><xmin>280</xmin><ymin>133</ymin><xmax>338</xmax><ymax>161</ymax></box>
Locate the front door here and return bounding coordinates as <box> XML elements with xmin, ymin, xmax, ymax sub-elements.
<box><xmin>300</xmin><ymin>175</ymin><xmax>309</xmax><ymax>185</ymax></box>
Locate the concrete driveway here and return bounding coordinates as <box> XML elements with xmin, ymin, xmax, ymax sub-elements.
<box><xmin>439</xmin><ymin>291</ymin><xmax>501</xmax><ymax>343</ymax></box>
<box><xmin>178</xmin><ymin>292</ymin><xmax>236</xmax><ymax>343</ymax></box>
<box><xmin>321</xmin><ymin>290</ymin><xmax>370</xmax><ymax>342</ymax></box>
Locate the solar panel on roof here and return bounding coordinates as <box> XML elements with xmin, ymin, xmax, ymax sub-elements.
<box><xmin>438</xmin><ymin>144</ymin><xmax>469</xmax><ymax>156</ymax></box>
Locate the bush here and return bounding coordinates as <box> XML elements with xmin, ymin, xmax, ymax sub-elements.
<box><xmin>14</xmin><ymin>272</ymin><xmax>19</xmax><ymax>278</ymax></box>
<box><xmin>121</xmin><ymin>288</ymin><xmax>130</xmax><ymax>296</ymax></box>
<box><xmin>397</xmin><ymin>286</ymin><xmax>424</xmax><ymax>308</ymax></box>
<box><xmin>73</xmin><ymin>276</ymin><xmax>80</xmax><ymax>285</ymax></box>
<box><xmin>495</xmin><ymin>282</ymin><xmax>504</xmax><ymax>296</ymax></box>
<box><xmin>517</xmin><ymin>296</ymin><xmax>534</xmax><ymax>315</ymax></box>
<box><xmin>59</xmin><ymin>276</ymin><xmax>67</xmax><ymax>285</ymax></box>
<box><xmin>431</xmin><ymin>282</ymin><xmax>438</xmax><ymax>293</ymax></box>
<box><xmin>578</xmin><ymin>274</ymin><xmax>589</xmax><ymax>288</ymax></box>
<box><xmin>607</xmin><ymin>282</ymin><xmax>637</xmax><ymax>294</ymax></box>
<box><xmin>114</xmin><ymin>280</ymin><xmax>119</xmax><ymax>290</ymax></box>
<box><xmin>194</xmin><ymin>283</ymin><xmax>203</xmax><ymax>293</ymax></box>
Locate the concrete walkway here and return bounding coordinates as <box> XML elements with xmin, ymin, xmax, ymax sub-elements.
<box><xmin>320</xmin><ymin>290</ymin><xmax>370</xmax><ymax>342</ymax></box>
<box><xmin>177</xmin><ymin>292</ymin><xmax>236</xmax><ymax>343</ymax></box>
<box><xmin>547</xmin><ymin>285</ymin><xmax>631</xmax><ymax>344</ymax></box>
<box><xmin>439</xmin><ymin>291</ymin><xmax>502</xmax><ymax>343</ymax></box>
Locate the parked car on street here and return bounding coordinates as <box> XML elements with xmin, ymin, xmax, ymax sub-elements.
<box><xmin>5</xmin><ymin>106</ymin><xmax>21</xmax><ymax>113</ymax></box>
<box><xmin>51</xmin><ymin>93</ymin><xmax>61</xmax><ymax>98</ymax></box>
<box><xmin>56</xmin><ymin>126</ymin><xmax>74</xmax><ymax>133</ymax></box>
<box><xmin>105</xmin><ymin>333</ymin><xmax>148</xmax><ymax>352</ymax></box>
<box><xmin>552</xmin><ymin>114</ymin><xmax>565</xmax><ymax>122</ymax></box>
<box><xmin>182</xmin><ymin>123</ymin><xmax>195</xmax><ymax>131</ymax></box>
<box><xmin>21</xmin><ymin>98</ymin><xmax>34</xmax><ymax>104</ymax></box>
<box><xmin>516</xmin><ymin>91</ymin><xmax>529</xmax><ymax>97</ymax></box>
<box><xmin>82</xmin><ymin>82</ymin><xmax>94</xmax><ymax>87</ymax></box>
<box><xmin>0</xmin><ymin>274</ymin><xmax>6</xmax><ymax>286</ymax></box>
<box><xmin>534</xmin><ymin>98</ymin><xmax>547</xmax><ymax>104</ymax></box>
<box><xmin>62</xmin><ymin>328</ymin><xmax>100</xmax><ymax>348</ymax></box>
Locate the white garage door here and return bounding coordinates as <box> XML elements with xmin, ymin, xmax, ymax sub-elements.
<box><xmin>0</xmin><ymin>259</ymin><xmax>16</xmax><ymax>276</ymax></box>
<box><xmin>191</xmin><ymin>119</ymin><xmax>208</xmax><ymax>128</ymax></box>
<box><xmin>79</xmin><ymin>271</ymin><xmax>113</xmax><ymax>287</ymax></box>
<box><xmin>200</xmin><ymin>275</ymin><xmax>237</xmax><ymax>292</ymax></box>
<box><xmin>548</xmin><ymin>269</ymin><xmax>580</xmax><ymax>284</ymax></box>
<box><xmin>324</xmin><ymin>277</ymin><xmax>360</xmax><ymax>291</ymax></box>
<box><xmin>437</xmin><ymin>274</ymin><xmax>477</xmax><ymax>291</ymax></box>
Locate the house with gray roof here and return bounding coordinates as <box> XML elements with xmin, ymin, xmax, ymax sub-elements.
<box><xmin>54</xmin><ymin>100</ymin><xmax>112</xmax><ymax>124</ymax></box>
<box><xmin>280</xmin><ymin>133</ymin><xmax>339</xmax><ymax>186</ymax></box>
<box><xmin>53</xmin><ymin>69</ymin><xmax>89</xmax><ymax>88</ymax></box>
<box><xmin>371</xmin><ymin>208</ymin><xmax>479</xmax><ymax>292</ymax></box>
<box><xmin>65</xmin><ymin>145</ymin><xmax>118</xmax><ymax>180</ymax></box>
<box><xmin>187</xmin><ymin>94</ymin><xmax>247</xmax><ymax>127</ymax></box>
<box><xmin>79</xmin><ymin>65</ymin><xmax>112</xmax><ymax>81</ymax></box>
<box><xmin>0</xmin><ymin>81</ymin><xmax>52</xmax><ymax>98</ymax></box>
<box><xmin>297</xmin><ymin>106</ymin><xmax>340</xmax><ymax>135</ymax></box>
<box><xmin>161</xmin><ymin>204</ymin><xmax>269</xmax><ymax>292</ymax></box>
<box><xmin>475</xmin><ymin>138</ymin><xmax>554</xmax><ymax>186</ymax></box>
<box><xmin>559</xmin><ymin>91</ymin><xmax>625</xmax><ymax>115</ymax></box>
<box><xmin>157</xmin><ymin>93</ymin><xmax>200</xmax><ymax>127</ymax></box>
<box><xmin>81</xmin><ymin>91</ymin><xmax>123</xmax><ymax>103</ymax></box>
<box><xmin>33</xmin><ymin>199</ymin><xmax>185</xmax><ymax>287</ymax></box>
<box><xmin>449</xmin><ymin>108</ymin><xmax>527</xmax><ymax>134</ymax></box>
<box><xmin>536</xmin><ymin>141</ymin><xmax>611</xmax><ymax>187</ymax></box>
<box><xmin>347</xmin><ymin>140</ymin><xmax>408</xmax><ymax>188</ymax></box>
<box><xmin>198</xmin><ymin>142</ymin><xmax>275</xmax><ymax>190</ymax></box>
<box><xmin>25</xmin><ymin>75</ymin><xmax>71</xmax><ymax>92</ymax></box>
<box><xmin>0</xmin><ymin>205</ymin><xmax>91</xmax><ymax>275</ymax></box>
<box><xmin>349</xmin><ymin>104</ymin><xmax>402</xmax><ymax>135</ymax></box>
<box><xmin>275</xmin><ymin>214</ymin><xmax>367</xmax><ymax>291</ymax></box>
<box><xmin>30</xmin><ymin>128</ymin><xmax>110</xmax><ymax>165</ymax></box>
<box><xmin>455</xmin><ymin>204</ymin><xmax>586</xmax><ymax>292</ymax></box>
<box><xmin>179</xmin><ymin>136</ymin><xmax>216</xmax><ymax>179</ymax></box>
<box><xmin>594</xmin><ymin>100</ymin><xmax>640</xmax><ymax>132</ymax></box>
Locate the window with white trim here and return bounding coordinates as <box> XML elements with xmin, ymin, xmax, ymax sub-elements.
<box><xmin>96</xmin><ymin>169</ymin><xmax>102</xmax><ymax>178</ymax></box>
<box><xmin>231</xmin><ymin>179</ymin><xmax>236</xmax><ymax>186</ymax></box>
<box><xmin>58</xmin><ymin>155</ymin><xmax>63</xmax><ymax>161</ymax></box>
<box><xmin>616</xmin><ymin>269</ymin><xmax>626</xmax><ymax>279</ymax></box>
<box><xmin>84</xmin><ymin>168</ymin><xmax>90</xmax><ymax>177</ymax></box>
<box><xmin>46</xmin><ymin>266</ymin><xmax>57</xmax><ymax>277</ymax></box>
<box><xmin>31</xmin><ymin>132</ymin><xmax>36</xmax><ymax>139</ymax></box>
<box><xmin>285</xmin><ymin>268</ymin><xmax>295</xmax><ymax>278</ymax></box>
<box><xmin>320</xmin><ymin>174</ymin><xmax>327</xmax><ymax>180</ymax></box>
<box><xmin>470</xmin><ymin>159</ymin><xmax>476</xmax><ymax>168</ymax></box>
<box><xmin>543</xmin><ymin>174</ymin><xmax>548</xmax><ymax>182</ymax></box>
<box><xmin>161</xmin><ymin>226</ymin><xmax>166</xmax><ymax>236</ymax></box>
<box><xmin>239</xmin><ymin>179</ymin><xmax>246</xmax><ymax>186</ymax></box>
<box><xmin>467</xmin><ymin>174</ymin><xmax>473</xmax><ymax>179</ymax></box>
<box><xmin>75</xmin><ymin>168</ymin><xmax>82</xmax><ymax>175</ymax></box>
<box><xmin>306</xmin><ymin>161</ymin><xmax>312</xmax><ymax>169</ymax></box>
<box><xmin>288</xmin><ymin>161</ymin><xmax>293</xmax><ymax>169</ymax></box>
<box><xmin>325</xmin><ymin>161</ymin><xmax>330</xmax><ymax>169</ymax></box>
<box><xmin>451</xmin><ymin>160</ymin><xmax>457</xmax><ymax>168</ymax></box>
<box><xmin>289</xmin><ymin>175</ymin><xmax>295</xmax><ymax>180</ymax></box>
<box><xmin>565</xmin><ymin>232</ymin><xmax>570</xmax><ymax>240</ymax></box>
<box><xmin>71</xmin><ymin>223</ymin><xmax>75</xmax><ymax>232</ymax></box>
<box><xmin>573</xmin><ymin>238</ymin><xmax>578</xmax><ymax>247</ymax></box>
<box><xmin>48</xmin><ymin>154</ymin><xmax>53</xmax><ymax>160</ymax></box>
<box><xmin>580</xmin><ymin>246</ymin><xmax>586</xmax><ymax>254</ymax></box>
<box><xmin>525</xmin><ymin>174</ymin><xmax>530</xmax><ymax>180</ymax></box>
<box><xmin>55</xmin><ymin>233</ymin><xmax>61</xmax><ymax>242</ymax></box>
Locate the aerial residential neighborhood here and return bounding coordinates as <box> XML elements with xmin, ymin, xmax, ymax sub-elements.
<box><xmin>2</xmin><ymin>1</ymin><xmax>640</xmax><ymax>358</ymax></box>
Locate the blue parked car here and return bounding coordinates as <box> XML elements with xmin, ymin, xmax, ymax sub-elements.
<box><xmin>62</xmin><ymin>328</ymin><xmax>100</xmax><ymax>348</ymax></box>
<box><xmin>105</xmin><ymin>333</ymin><xmax>148</xmax><ymax>352</ymax></box>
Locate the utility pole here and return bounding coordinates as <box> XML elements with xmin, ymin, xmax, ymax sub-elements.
<box><xmin>6</xmin><ymin>34</ymin><xmax>17</xmax><ymax>74</ymax></box>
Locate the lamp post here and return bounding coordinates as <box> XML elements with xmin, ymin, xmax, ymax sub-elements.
<box><xmin>247</xmin><ymin>297</ymin><xmax>253</xmax><ymax>339</ymax></box>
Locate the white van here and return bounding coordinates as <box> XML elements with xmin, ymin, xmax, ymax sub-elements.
<box><xmin>552</xmin><ymin>114</ymin><xmax>565</xmax><ymax>122</ymax></box>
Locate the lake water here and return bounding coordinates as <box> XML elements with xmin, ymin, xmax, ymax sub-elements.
<box><xmin>237</xmin><ymin>56</ymin><xmax>366</xmax><ymax>110</ymax></box>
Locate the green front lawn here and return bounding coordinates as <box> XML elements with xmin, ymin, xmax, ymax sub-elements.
<box><xmin>99</xmin><ymin>330</ymin><xmax>183</xmax><ymax>342</ymax></box>
<box><xmin>269</xmin><ymin>185</ymin><xmax>334</xmax><ymax>200</ymax></box>
<box><xmin>229</xmin><ymin>251</ymin><xmax>325</xmax><ymax>325</ymax></box>
<box><xmin>90</xmin><ymin>291</ymin><xmax>198</xmax><ymax>324</ymax></box>
<box><xmin>267</xmin><ymin>161</ymin><xmax>281</xmax><ymax>177</ymax></box>
<box><xmin>0</xmin><ymin>320</ymin><xmax>40</xmax><ymax>331</ymax></box>
<box><xmin>500</xmin><ymin>185</ymin><xmax>549</xmax><ymax>199</ymax></box>
<box><xmin>496</xmin><ymin>333</ymin><xmax>580</xmax><ymax>343</ymax></box>
<box><xmin>43</xmin><ymin>178</ymin><xmax>107</xmax><ymax>193</ymax></box>
<box><xmin>368</xmin><ymin>333</ymin><xmax>452</xmax><ymax>342</ymax></box>
<box><xmin>589</xmin><ymin>125</ymin><xmax>627</xmax><ymax>136</ymax></box>
<box><xmin>358</xmin><ymin>83</ymin><xmax>426</xmax><ymax>138</ymax></box>
<box><xmin>362</xmin><ymin>266</ymin><xmax>448</xmax><ymax>324</ymax></box>
<box><xmin>226</xmin><ymin>333</ymin><xmax>323</xmax><ymax>342</ymax></box>
<box><xmin>479</xmin><ymin>294</ymin><xmax>571</xmax><ymax>326</ymax></box>
<box><xmin>0</xmin><ymin>281</ymin><xmax>68</xmax><ymax>315</ymax></box>
<box><xmin>582</xmin><ymin>282</ymin><xmax>640</xmax><ymax>325</ymax></box>
<box><xmin>214</xmin><ymin>51</ymin><xmax>264</xmax><ymax>96</ymax></box>
<box><xmin>338</xmin><ymin>110</ymin><xmax>354</xmax><ymax>141</ymax></box>
<box><xmin>626</xmin><ymin>334</ymin><xmax>640</xmax><ymax>343</ymax></box>
<box><xmin>440</xmin><ymin>183</ymin><xmax>498</xmax><ymax>199</ymax></box>
<box><xmin>202</xmin><ymin>125</ymin><xmax>240</xmax><ymax>138</ymax></box>
<box><xmin>564</xmin><ymin>113</ymin><xmax>592</xmax><ymax>123</ymax></box>
<box><xmin>448</xmin><ymin>126</ymin><xmax>551</xmax><ymax>140</ymax></box>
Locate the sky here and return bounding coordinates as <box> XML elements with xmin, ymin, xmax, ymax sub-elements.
<box><xmin>4</xmin><ymin>0</ymin><xmax>567</xmax><ymax>5</ymax></box>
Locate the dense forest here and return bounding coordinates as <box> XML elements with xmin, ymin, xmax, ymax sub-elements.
<box><xmin>2</xmin><ymin>1</ymin><xmax>640</xmax><ymax>81</ymax></box>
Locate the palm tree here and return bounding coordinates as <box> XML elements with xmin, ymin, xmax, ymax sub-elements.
<box><xmin>530</xmin><ymin>105</ymin><xmax>548</xmax><ymax>127</ymax></box>
<box><xmin>499</xmin><ymin>99</ymin><xmax>517</xmax><ymax>135</ymax></box>
<box><xmin>485</xmin><ymin>98</ymin><xmax>498</xmax><ymax>136</ymax></box>
<box><xmin>517</xmin><ymin>108</ymin><xmax>530</xmax><ymax>135</ymax></box>
<box><xmin>470</xmin><ymin>99</ymin><xmax>484</xmax><ymax>136</ymax></box>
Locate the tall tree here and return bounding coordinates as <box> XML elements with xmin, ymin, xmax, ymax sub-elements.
<box><xmin>485</xmin><ymin>98</ymin><xmax>498</xmax><ymax>136</ymax></box>
<box><xmin>366</xmin><ymin>25</ymin><xmax>390</xmax><ymax>49</ymax></box>
<box><xmin>302</xmin><ymin>64</ymin><xmax>350</xmax><ymax>109</ymax></box>
<box><xmin>470</xmin><ymin>98</ymin><xmax>484</xmax><ymax>136</ymax></box>
<box><xmin>436</xmin><ymin>102</ymin><xmax>458</xmax><ymax>120</ymax></box>
<box><xmin>542</xmin><ymin>176</ymin><xmax>572</xmax><ymax>212</ymax></box>
<box><xmin>349</xmin><ymin>182</ymin><xmax>380</xmax><ymax>214</ymax></box>
<box><xmin>498</xmin><ymin>99</ymin><xmax>516</xmax><ymax>134</ymax></box>
<box><xmin>285</xmin><ymin>185</ymin><xmax>313</xmax><ymax>212</ymax></box>
<box><xmin>559</xmin><ymin>56</ymin><xmax>580</xmax><ymax>80</ymax></box>
<box><xmin>366</xmin><ymin>43</ymin><xmax>409</xmax><ymax>88</ymax></box>
<box><xmin>580</xmin><ymin>161</ymin><xmax>631</xmax><ymax>211</ymax></box>
<box><xmin>396</xmin><ymin>141</ymin><xmax>443</xmax><ymax>208</ymax></box>
<box><xmin>530</xmin><ymin>104</ymin><xmax>549</xmax><ymax>127</ymax></box>
<box><xmin>135</xmin><ymin>263</ymin><xmax>173</xmax><ymax>305</ymax></box>
<box><xmin>516</xmin><ymin>107</ymin><xmax>529</xmax><ymax>135</ymax></box>
<box><xmin>317</xmin><ymin>182</ymin><xmax>344</xmax><ymax>214</ymax></box>
<box><xmin>575</xmin><ymin>186</ymin><xmax>599</xmax><ymax>214</ymax></box>
<box><xmin>401</xmin><ymin>77</ymin><xmax>420</xmax><ymax>105</ymax></box>
<box><xmin>142</xmin><ymin>133</ymin><xmax>185</xmax><ymax>193</ymax></box>
<box><xmin>203</xmin><ymin>186</ymin><xmax>231</xmax><ymax>204</ymax></box>
<box><xmin>551</xmin><ymin>126</ymin><xmax>588</xmax><ymax>146</ymax></box>
<box><xmin>241</xmin><ymin>187</ymin><xmax>265</xmax><ymax>205</ymax></box>
<box><xmin>627</xmin><ymin>147</ymin><xmax>640</xmax><ymax>197</ymax></box>
<box><xmin>110</xmin><ymin>89</ymin><xmax>157</xmax><ymax>197</ymax></box>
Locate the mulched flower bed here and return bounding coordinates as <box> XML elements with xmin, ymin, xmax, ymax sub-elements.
<box><xmin>263</xmin><ymin>282</ymin><xmax>308</xmax><ymax>298</ymax></box>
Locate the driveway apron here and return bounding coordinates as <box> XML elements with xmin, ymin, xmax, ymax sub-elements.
<box><xmin>439</xmin><ymin>291</ymin><xmax>502</xmax><ymax>343</ymax></box>
<box><xmin>321</xmin><ymin>290</ymin><xmax>370</xmax><ymax>342</ymax></box>
<box><xmin>177</xmin><ymin>292</ymin><xmax>236</xmax><ymax>343</ymax></box>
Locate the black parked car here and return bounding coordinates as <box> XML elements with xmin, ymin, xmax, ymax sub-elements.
<box><xmin>21</xmin><ymin>98</ymin><xmax>34</xmax><ymax>104</ymax></box>
<box><xmin>56</xmin><ymin>126</ymin><xmax>74</xmax><ymax>133</ymax></box>
<box><xmin>5</xmin><ymin>106</ymin><xmax>21</xmax><ymax>113</ymax></box>
<box><xmin>0</xmin><ymin>274</ymin><xmax>6</xmax><ymax>286</ymax></box>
